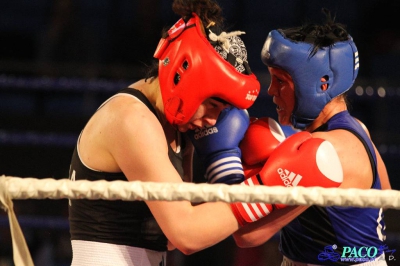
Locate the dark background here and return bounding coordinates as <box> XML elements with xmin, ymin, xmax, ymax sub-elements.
<box><xmin>0</xmin><ymin>0</ymin><xmax>399</xmax><ymax>265</ymax></box>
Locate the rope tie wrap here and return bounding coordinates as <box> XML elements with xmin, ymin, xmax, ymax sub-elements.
<box><xmin>208</xmin><ymin>30</ymin><xmax>246</xmax><ymax>54</ymax></box>
<box><xmin>0</xmin><ymin>176</ymin><xmax>34</xmax><ymax>266</ymax></box>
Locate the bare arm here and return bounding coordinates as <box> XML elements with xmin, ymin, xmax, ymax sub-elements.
<box><xmin>233</xmin><ymin>206</ymin><xmax>308</xmax><ymax>247</ymax></box>
<box><xmin>102</xmin><ymin>97</ymin><xmax>239</xmax><ymax>254</ymax></box>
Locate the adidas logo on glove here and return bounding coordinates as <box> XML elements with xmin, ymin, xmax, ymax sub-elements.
<box><xmin>192</xmin><ymin>126</ymin><xmax>219</xmax><ymax>140</ymax></box>
<box><xmin>277</xmin><ymin>168</ymin><xmax>302</xmax><ymax>187</ymax></box>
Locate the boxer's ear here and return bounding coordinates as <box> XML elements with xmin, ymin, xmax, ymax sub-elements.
<box><xmin>321</xmin><ymin>77</ymin><xmax>328</xmax><ymax>91</ymax></box>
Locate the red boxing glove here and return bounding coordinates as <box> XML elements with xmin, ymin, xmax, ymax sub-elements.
<box><xmin>243</xmin><ymin>163</ymin><xmax>263</xmax><ymax>179</ymax></box>
<box><xmin>240</xmin><ymin>117</ymin><xmax>286</xmax><ymax>166</ymax></box>
<box><xmin>231</xmin><ymin>131</ymin><xmax>343</xmax><ymax>226</ymax></box>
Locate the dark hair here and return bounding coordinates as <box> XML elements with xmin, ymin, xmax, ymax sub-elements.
<box><xmin>281</xmin><ymin>8</ymin><xmax>350</xmax><ymax>57</ymax></box>
<box><xmin>145</xmin><ymin>0</ymin><xmax>225</xmax><ymax>81</ymax></box>
<box><xmin>172</xmin><ymin>0</ymin><xmax>223</xmax><ymax>26</ymax></box>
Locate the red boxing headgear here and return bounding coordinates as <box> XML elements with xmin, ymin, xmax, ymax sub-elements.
<box><xmin>154</xmin><ymin>13</ymin><xmax>260</xmax><ymax>125</ymax></box>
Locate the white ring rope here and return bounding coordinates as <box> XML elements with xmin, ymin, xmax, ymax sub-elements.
<box><xmin>2</xmin><ymin>176</ymin><xmax>400</xmax><ymax>209</ymax></box>
<box><xmin>1</xmin><ymin>175</ymin><xmax>399</xmax><ymax>266</ymax></box>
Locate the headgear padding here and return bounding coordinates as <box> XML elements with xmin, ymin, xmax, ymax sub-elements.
<box><xmin>154</xmin><ymin>13</ymin><xmax>260</xmax><ymax>125</ymax></box>
<box><xmin>261</xmin><ymin>30</ymin><xmax>359</xmax><ymax>129</ymax></box>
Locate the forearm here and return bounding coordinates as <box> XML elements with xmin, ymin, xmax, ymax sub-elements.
<box><xmin>148</xmin><ymin>200</ymin><xmax>239</xmax><ymax>255</ymax></box>
<box><xmin>233</xmin><ymin>205</ymin><xmax>308</xmax><ymax>248</ymax></box>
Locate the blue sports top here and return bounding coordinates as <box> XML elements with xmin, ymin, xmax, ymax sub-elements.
<box><xmin>279</xmin><ymin>111</ymin><xmax>386</xmax><ymax>265</ymax></box>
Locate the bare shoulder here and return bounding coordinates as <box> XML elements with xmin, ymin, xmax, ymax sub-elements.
<box><xmin>85</xmin><ymin>94</ymin><xmax>164</xmax><ymax>147</ymax></box>
<box><xmin>78</xmin><ymin>94</ymin><xmax>165</xmax><ymax>172</ymax></box>
<box><xmin>311</xmin><ymin>130</ymin><xmax>373</xmax><ymax>188</ymax></box>
<box><xmin>101</xmin><ymin>95</ymin><xmax>183</xmax><ymax>183</ymax></box>
<box><xmin>102</xmin><ymin>95</ymin><xmax>166</xmax><ymax>153</ymax></box>
<box><xmin>310</xmin><ymin>130</ymin><xmax>349</xmax><ymax>148</ymax></box>
<box><xmin>105</xmin><ymin>95</ymin><xmax>161</xmax><ymax>131</ymax></box>
<box><xmin>311</xmin><ymin>130</ymin><xmax>354</xmax><ymax>163</ymax></box>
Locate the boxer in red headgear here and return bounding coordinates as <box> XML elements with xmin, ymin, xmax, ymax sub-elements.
<box><xmin>154</xmin><ymin>12</ymin><xmax>259</xmax><ymax>126</ymax></box>
<box><xmin>68</xmin><ymin>1</ymin><xmax>261</xmax><ymax>265</ymax></box>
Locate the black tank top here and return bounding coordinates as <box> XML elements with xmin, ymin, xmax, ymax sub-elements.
<box><xmin>68</xmin><ymin>88</ymin><xmax>184</xmax><ymax>251</ymax></box>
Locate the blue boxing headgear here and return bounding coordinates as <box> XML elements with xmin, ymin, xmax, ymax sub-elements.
<box><xmin>261</xmin><ymin>30</ymin><xmax>359</xmax><ymax>129</ymax></box>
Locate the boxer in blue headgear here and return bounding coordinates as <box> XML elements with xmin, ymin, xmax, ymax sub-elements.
<box><xmin>261</xmin><ymin>13</ymin><xmax>359</xmax><ymax>129</ymax></box>
<box><xmin>232</xmin><ymin>9</ymin><xmax>391</xmax><ymax>266</ymax></box>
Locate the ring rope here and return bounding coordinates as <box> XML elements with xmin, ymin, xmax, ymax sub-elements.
<box><xmin>2</xmin><ymin>176</ymin><xmax>400</xmax><ymax>209</ymax></box>
<box><xmin>1</xmin><ymin>175</ymin><xmax>400</xmax><ymax>266</ymax></box>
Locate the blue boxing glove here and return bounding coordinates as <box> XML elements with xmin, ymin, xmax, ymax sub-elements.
<box><xmin>187</xmin><ymin>107</ymin><xmax>250</xmax><ymax>184</ymax></box>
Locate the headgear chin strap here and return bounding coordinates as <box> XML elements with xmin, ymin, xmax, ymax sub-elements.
<box><xmin>261</xmin><ymin>30</ymin><xmax>359</xmax><ymax>129</ymax></box>
<box><xmin>154</xmin><ymin>13</ymin><xmax>260</xmax><ymax>125</ymax></box>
